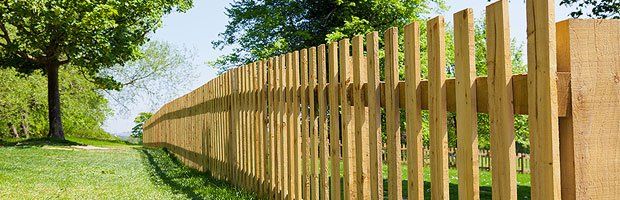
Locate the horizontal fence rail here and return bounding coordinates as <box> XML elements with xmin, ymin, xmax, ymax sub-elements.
<box><xmin>144</xmin><ymin>0</ymin><xmax>620</xmax><ymax>199</ymax></box>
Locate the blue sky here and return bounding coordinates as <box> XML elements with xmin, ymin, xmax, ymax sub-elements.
<box><xmin>103</xmin><ymin>0</ymin><xmax>574</xmax><ymax>136</ymax></box>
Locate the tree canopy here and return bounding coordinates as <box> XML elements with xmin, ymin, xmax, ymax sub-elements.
<box><xmin>211</xmin><ymin>0</ymin><xmax>446</xmax><ymax>72</ymax></box>
<box><xmin>0</xmin><ymin>0</ymin><xmax>193</xmax><ymax>139</ymax></box>
<box><xmin>560</xmin><ymin>0</ymin><xmax>620</xmax><ymax>19</ymax></box>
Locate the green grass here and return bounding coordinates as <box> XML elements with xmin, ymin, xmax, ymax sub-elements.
<box><xmin>331</xmin><ymin>161</ymin><xmax>531</xmax><ymax>199</ymax></box>
<box><xmin>0</xmin><ymin>137</ymin><xmax>255</xmax><ymax>200</ymax></box>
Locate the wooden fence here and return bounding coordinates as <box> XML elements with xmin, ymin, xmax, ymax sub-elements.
<box><xmin>143</xmin><ymin>0</ymin><xmax>620</xmax><ymax>199</ymax></box>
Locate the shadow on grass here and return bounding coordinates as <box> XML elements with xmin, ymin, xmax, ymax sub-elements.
<box><xmin>0</xmin><ymin>138</ymin><xmax>82</xmax><ymax>147</ymax></box>
<box><xmin>397</xmin><ymin>179</ymin><xmax>531</xmax><ymax>199</ymax></box>
<box><xmin>327</xmin><ymin>176</ymin><xmax>530</xmax><ymax>199</ymax></box>
<box><xmin>138</xmin><ymin>147</ymin><xmax>255</xmax><ymax>200</ymax></box>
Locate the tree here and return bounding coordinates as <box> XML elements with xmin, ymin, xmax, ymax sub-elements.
<box><xmin>0</xmin><ymin>67</ymin><xmax>112</xmax><ymax>139</ymax></box>
<box><xmin>0</xmin><ymin>0</ymin><xmax>193</xmax><ymax>140</ymax></box>
<box><xmin>211</xmin><ymin>0</ymin><xmax>447</xmax><ymax>73</ymax></box>
<box><xmin>131</xmin><ymin>112</ymin><xmax>152</xmax><ymax>139</ymax></box>
<box><xmin>102</xmin><ymin>41</ymin><xmax>197</xmax><ymax>114</ymax></box>
<box><xmin>560</xmin><ymin>0</ymin><xmax>620</xmax><ymax>19</ymax></box>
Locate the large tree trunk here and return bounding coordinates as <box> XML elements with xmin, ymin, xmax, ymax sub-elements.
<box><xmin>47</xmin><ymin>63</ymin><xmax>65</xmax><ymax>140</ymax></box>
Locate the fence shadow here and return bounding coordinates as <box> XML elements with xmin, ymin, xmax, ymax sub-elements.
<box><xmin>397</xmin><ymin>179</ymin><xmax>531</xmax><ymax>199</ymax></box>
<box><xmin>137</xmin><ymin>147</ymin><xmax>254</xmax><ymax>199</ymax></box>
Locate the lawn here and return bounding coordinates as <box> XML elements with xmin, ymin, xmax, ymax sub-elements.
<box><xmin>0</xmin><ymin>137</ymin><xmax>255</xmax><ymax>200</ymax></box>
<box><xmin>0</xmin><ymin>137</ymin><xmax>531</xmax><ymax>200</ymax></box>
<box><xmin>332</xmin><ymin>160</ymin><xmax>531</xmax><ymax>199</ymax></box>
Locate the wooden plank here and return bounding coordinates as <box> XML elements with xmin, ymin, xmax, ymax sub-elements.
<box><xmin>317</xmin><ymin>44</ymin><xmax>330</xmax><ymax>200</ymax></box>
<box><xmin>308</xmin><ymin>47</ymin><xmax>319</xmax><ymax>200</ymax></box>
<box><xmin>486</xmin><ymin>1</ymin><xmax>517</xmax><ymax>199</ymax></box>
<box><xmin>557</xmin><ymin>19</ymin><xmax>620</xmax><ymax>200</ymax></box>
<box><xmin>253</xmin><ymin>62</ymin><xmax>261</xmax><ymax>192</ymax></box>
<box><xmin>300</xmin><ymin>48</ymin><xmax>311</xmax><ymax>200</ymax></box>
<box><xmin>353</xmin><ymin>35</ymin><xmax>370</xmax><ymax>200</ymax></box>
<box><xmin>384</xmin><ymin>27</ymin><xmax>403</xmax><ymax>200</ymax></box>
<box><xmin>275</xmin><ymin>56</ymin><xmax>284</xmax><ymax>198</ymax></box>
<box><xmin>299</xmin><ymin>49</ymin><xmax>316</xmax><ymax>199</ymax></box>
<box><xmin>292</xmin><ymin>51</ymin><xmax>302</xmax><ymax>200</ymax></box>
<box><xmin>268</xmin><ymin>57</ymin><xmax>277</xmax><ymax>198</ymax></box>
<box><xmin>526</xmin><ymin>1</ymin><xmax>561</xmax><ymax>199</ymax></box>
<box><xmin>454</xmin><ymin>8</ymin><xmax>480</xmax><ymax>200</ymax></box>
<box><xmin>231</xmin><ymin>68</ymin><xmax>240</xmax><ymax>186</ymax></box>
<box><xmin>243</xmin><ymin>65</ymin><xmax>250</xmax><ymax>188</ymax></box>
<box><xmin>258</xmin><ymin>60</ymin><xmax>266</xmax><ymax>197</ymax></box>
<box><xmin>366</xmin><ymin>31</ymin><xmax>383</xmax><ymax>200</ymax></box>
<box><xmin>287</xmin><ymin>52</ymin><xmax>296</xmax><ymax>200</ymax></box>
<box><xmin>240</xmin><ymin>67</ymin><xmax>245</xmax><ymax>187</ymax></box>
<box><xmin>428</xmin><ymin>16</ymin><xmax>449</xmax><ymax>200</ymax></box>
<box><xmin>339</xmin><ymin>38</ymin><xmax>357</xmax><ymax>200</ymax></box>
<box><xmin>244</xmin><ymin>65</ymin><xmax>250</xmax><ymax>189</ymax></box>
<box><xmin>252</xmin><ymin>63</ymin><xmax>258</xmax><ymax>191</ymax></box>
<box><xmin>404</xmin><ymin>21</ymin><xmax>424</xmax><ymax>200</ymax></box>
<box><xmin>328</xmin><ymin>41</ymin><xmax>342</xmax><ymax>200</ymax></box>
<box><xmin>280</xmin><ymin>54</ymin><xmax>289</xmax><ymax>198</ymax></box>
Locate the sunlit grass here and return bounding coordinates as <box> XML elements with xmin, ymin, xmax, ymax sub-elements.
<box><xmin>0</xmin><ymin>137</ymin><xmax>254</xmax><ymax>200</ymax></box>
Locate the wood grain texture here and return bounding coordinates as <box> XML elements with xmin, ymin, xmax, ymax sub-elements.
<box><xmin>266</xmin><ymin>57</ymin><xmax>277</xmax><ymax>198</ymax></box>
<box><xmin>428</xmin><ymin>16</ymin><xmax>449</xmax><ymax>200</ymax></box>
<box><xmin>308</xmin><ymin>47</ymin><xmax>320</xmax><ymax>200</ymax></box>
<box><xmin>316</xmin><ymin>44</ymin><xmax>330</xmax><ymax>200</ymax></box>
<box><xmin>384</xmin><ymin>27</ymin><xmax>402</xmax><ymax>200</ymax></box>
<box><xmin>328</xmin><ymin>42</ymin><xmax>342</xmax><ymax>200</ymax></box>
<box><xmin>366</xmin><ymin>31</ymin><xmax>384</xmax><ymax>200</ymax></box>
<box><xmin>404</xmin><ymin>22</ymin><xmax>424</xmax><ymax>200</ymax></box>
<box><xmin>286</xmin><ymin>53</ymin><xmax>294</xmax><ymax>199</ymax></box>
<box><xmin>279</xmin><ymin>54</ymin><xmax>288</xmax><ymax>198</ymax></box>
<box><xmin>292</xmin><ymin>51</ymin><xmax>302</xmax><ymax>200</ymax></box>
<box><xmin>300</xmin><ymin>49</ymin><xmax>311</xmax><ymax>200</ymax></box>
<box><xmin>486</xmin><ymin>1</ymin><xmax>517</xmax><ymax>199</ymax></box>
<box><xmin>557</xmin><ymin>19</ymin><xmax>620</xmax><ymax>200</ymax></box>
<box><xmin>339</xmin><ymin>38</ymin><xmax>357</xmax><ymax>200</ymax></box>
<box><xmin>352</xmin><ymin>35</ymin><xmax>370</xmax><ymax>200</ymax></box>
<box><xmin>454</xmin><ymin>8</ymin><xmax>480</xmax><ymax>200</ymax></box>
<box><xmin>526</xmin><ymin>1</ymin><xmax>561</xmax><ymax>199</ymax></box>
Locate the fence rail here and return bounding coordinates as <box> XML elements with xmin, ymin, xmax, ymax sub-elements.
<box><xmin>144</xmin><ymin>1</ymin><xmax>620</xmax><ymax>199</ymax></box>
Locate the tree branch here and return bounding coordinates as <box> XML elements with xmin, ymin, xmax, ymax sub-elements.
<box><xmin>59</xmin><ymin>59</ymin><xmax>70</xmax><ymax>65</ymax></box>
<box><xmin>0</xmin><ymin>22</ymin><xmax>12</xmax><ymax>44</ymax></box>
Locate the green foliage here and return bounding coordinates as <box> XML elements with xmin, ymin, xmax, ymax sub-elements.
<box><xmin>1</xmin><ymin>0</ymin><xmax>194</xmax><ymax>138</ymax></box>
<box><xmin>0</xmin><ymin>67</ymin><xmax>112</xmax><ymax>139</ymax></box>
<box><xmin>560</xmin><ymin>0</ymin><xmax>620</xmax><ymax>19</ymax></box>
<box><xmin>0</xmin><ymin>0</ymin><xmax>193</xmax><ymax>76</ymax></box>
<box><xmin>211</xmin><ymin>0</ymin><xmax>446</xmax><ymax>73</ymax></box>
<box><xmin>131</xmin><ymin>112</ymin><xmax>153</xmax><ymax>139</ymax></box>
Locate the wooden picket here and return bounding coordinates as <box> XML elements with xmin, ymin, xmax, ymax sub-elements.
<box><xmin>454</xmin><ymin>8</ymin><xmax>480</xmax><ymax>200</ymax></box>
<box><xmin>404</xmin><ymin>21</ymin><xmax>423</xmax><ymax>200</ymax></box>
<box><xmin>487</xmin><ymin>1</ymin><xmax>517</xmax><ymax>199</ymax></box>
<box><xmin>141</xmin><ymin>0</ymin><xmax>617</xmax><ymax>199</ymax></box>
<box><xmin>327</xmin><ymin>42</ymin><xmax>341</xmax><ymax>200</ymax></box>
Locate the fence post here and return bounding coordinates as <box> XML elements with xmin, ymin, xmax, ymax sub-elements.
<box><xmin>557</xmin><ymin>19</ymin><xmax>620</xmax><ymax>199</ymax></box>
